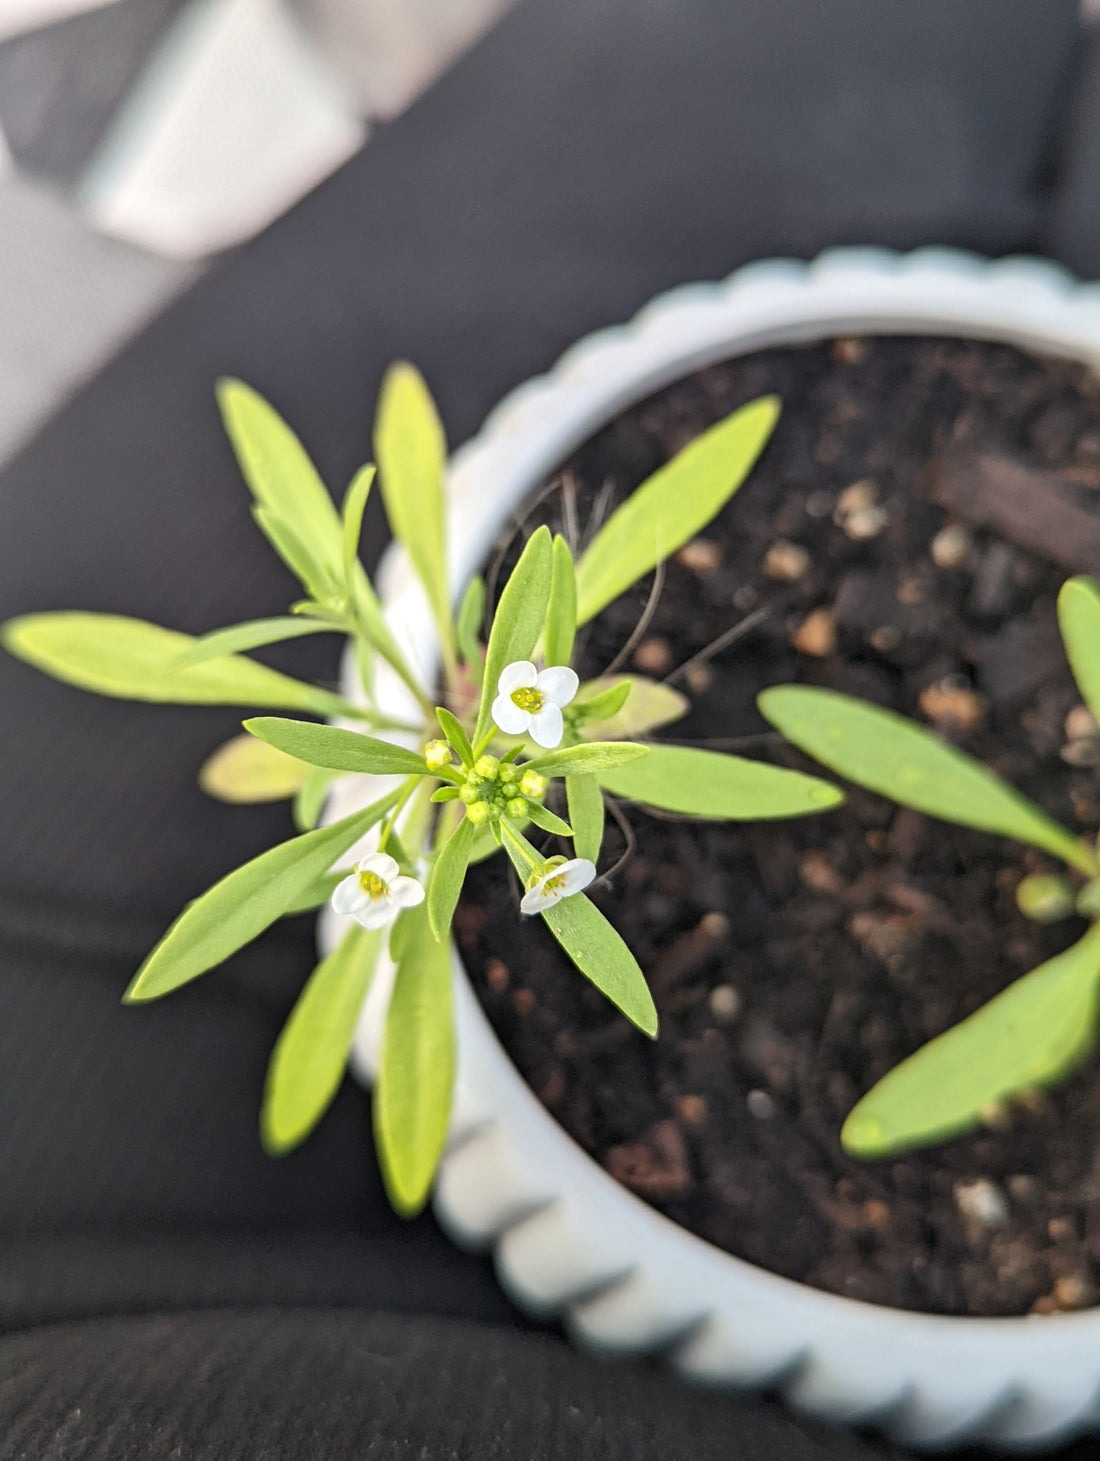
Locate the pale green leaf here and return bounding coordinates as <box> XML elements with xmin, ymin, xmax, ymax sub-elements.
<box><xmin>843</xmin><ymin>923</ymin><xmax>1100</xmax><ymax>1158</ymax></box>
<box><xmin>566</xmin><ymin>775</ymin><xmax>605</xmax><ymax>863</ymax></box>
<box><xmin>252</xmin><ymin>507</ymin><xmax>332</xmax><ymax>600</ymax></box>
<box><xmin>218</xmin><ymin>379</ymin><xmax>343</xmax><ymax>583</ymax></box>
<box><xmin>374</xmin><ymin>363</ymin><xmax>453</xmax><ymax>669</ymax></box>
<box><xmin>1059</xmin><ymin>577</ymin><xmax>1100</xmax><ymax>728</ymax></box>
<box><xmin>474</xmin><ymin>526</ymin><xmax>553</xmax><ymax>745</ymax></box>
<box><xmin>2</xmin><ymin>613</ymin><xmax>346</xmax><ymax>716</ymax></box>
<box><xmin>456</xmin><ymin>576</ymin><xmax>485</xmax><ymax>678</ymax></box>
<box><xmin>342</xmin><ymin>464</ymin><xmax>376</xmax><ymax>583</ymax></box>
<box><xmin>545</xmin><ymin>534</ymin><xmax>578</xmax><ymax>667</ymax></box>
<box><xmin>600</xmin><ymin>744</ymin><xmax>843</xmax><ymax>819</ymax></box>
<box><xmin>525</xmin><ymin>741</ymin><xmax>649</xmax><ymax>776</ymax></box>
<box><xmin>282</xmin><ymin>869</ymin><xmax>343</xmax><ymax>916</ymax></box>
<box><xmin>436</xmin><ymin>706</ymin><xmax>473</xmax><ymax>767</ymax></box>
<box><xmin>374</xmin><ymin>903</ymin><xmax>455</xmax><ymax>1214</ymax></box>
<box><xmin>199</xmin><ymin>733</ymin><xmax>309</xmax><ymax>803</ymax></box>
<box><xmin>427</xmin><ymin>814</ymin><xmax>476</xmax><ymax>939</ymax></box>
<box><xmin>246</xmin><ymin>717</ymin><xmax>427</xmax><ymax>776</ymax></box>
<box><xmin>124</xmin><ymin>788</ymin><xmax>402</xmax><ymax>1002</ymax></box>
<box><xmin>293</xmin><ymin>766</ymin><xmax>337</xmax><ymax>831</ymax></box>
<box><xmin>575</xmin><ymin>395</ymin><xmax>780</xmax><ymax>623</ymax></box>
<box><xmin>576</xmin><ymin>675</ymin><xmax>689</xmax><ymax>738</ymax></box>
<box><xmin>173</xmin><ymin>616</ymin><xmax>336</xmax><ymax>669</ymax></box>
<box><xmin>759</xmin><ymin>686</ymin><xmax>1096</xmax><ymax>876</ymax></box>
<box><xmin>261</xmin><ymin>924</ymin><xmax>382</xmax><ymax>1153</ymax></box>
<box><xmin>525</xmin><ymin>803</ymin><xmax>573</xmax><ymax>837</ymax></box>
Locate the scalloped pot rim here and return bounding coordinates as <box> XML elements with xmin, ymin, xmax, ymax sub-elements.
<box><xmin>318</xmin><ymin>249</ymin><xmax>1100</xmax><ymax>1451</ymax></box>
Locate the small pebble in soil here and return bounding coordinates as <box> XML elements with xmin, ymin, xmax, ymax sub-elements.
<box><xmin>677</xmin><ymin>538</ymin><xmax>722</xmax><ymax>574</ymax></box>
<box><xmin>746</xmin><ymin>1089</ymin><xmax>777</xmax><ymax>1120</ymax></box>
<box><xmin>485</xmin><ymin>957</ymin><xmax>509</xmax><ymax>993</ymax></box>
<box><xmin>633</xmin><ymin>636</ymin><xmax>673</xmax><ymax>674</ymax></box>
<box><xmin>805</xmin><ymin>489</ymin><xmax>834</xmax><ymax>519</ymax></box>
<box><xmin>763</xmin><ymin>539</ymin><xmax>811</xmax><ymax>581</ymax></box>
<box><xmin>832</xmin><ymin>336</ymin><xmax>868</xmax><ymax>366</ymax></box>
<box><xmin>930</xmin><ymin>523</ymin><xmax>972</xmax><ymax>569</ymax></box>
<box><xmin>835</xmin><ymin>479</ymin><xmax>879</xmax><ymax>519</ymax></box>
<box><xmin>733</xmin><ymin>583</ymin><xmax>759</xmax><ymax>610</ymax></box>
<box><xmin>954</xmin><ymin>1178</ymin><xmax>1010</xmax><ymax>1229</ymax></box>
<box><xmin>1065</xmin><ymin>704</ymin><xmax>1099</xmax><ymax>742</ymax></box>
<box><xmin>868</xmin><ymin>624</ymin><xmax>901</xmax><ymax>653</ymax></box>
<box><xmin>708</xmin><ymin>984</ymin><xmax>742</xmax><ymax>1024</ymax></box>
<box><xmin>791</xmin><ymin>606</ymin><xmax>837</xmax><ymax>658</ymax></box>
<box><xmin>685</xmin><ymin>664</ymin><xmax>714</xmax><ymax>694</ymax></box>
<box><xmin>844</xmin><ymin>505</ymin><xmax>890</xmax><ymax>541</ymax></box>
<box><xmin>1007</xmin><ymin>1174</ymin><xmax>1041</xmax><ymax>1205</ymax></box>
<box><xmin>917</xmin><ymin>678</ymin><xmax>986</xmax><ymax>733</ymax></box>
<box><xmin>676</xmin><ymin>1094</ymin><xmax>708</xmax><ymax>1128</ymax></box>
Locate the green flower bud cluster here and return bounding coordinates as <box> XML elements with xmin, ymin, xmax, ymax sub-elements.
<box><xmin>457</xmin><ymin>754</ymin><xmax>547</xmax><ymax>826</ymax></box>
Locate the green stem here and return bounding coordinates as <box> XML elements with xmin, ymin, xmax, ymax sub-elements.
<box><xmin>377</xmin><ymin>777</ymin><xmax>421</xmax><ymax>854</ymax></box>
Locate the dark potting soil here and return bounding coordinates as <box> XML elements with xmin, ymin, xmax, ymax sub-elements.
<box><xmin>455</xmin><ymin>336</ymin><xmax>1100</xmax><ymax>1318</ymax></box>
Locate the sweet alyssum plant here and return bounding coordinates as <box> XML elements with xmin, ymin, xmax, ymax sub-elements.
<box><xmin>4</xmin><ymin>366</ymin><xmax>843</xmax><ymax>1213</ymax></box>
<box><xmin>760</xmin><ymin>576</ymin><xmax>1100</xmax><ymax>1161</ymax></box>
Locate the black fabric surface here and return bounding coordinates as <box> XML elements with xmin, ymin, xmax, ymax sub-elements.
<box><xmin>0</xmin><ymin>0</ymin><xmax>1096</xmax><ymax>1456</ymax></box>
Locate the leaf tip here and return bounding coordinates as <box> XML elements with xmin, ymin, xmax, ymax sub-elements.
<box><xmin>840</xmin><ymin>1108</ymin><xmax>887</xmax><ymax>1159</ymax></box>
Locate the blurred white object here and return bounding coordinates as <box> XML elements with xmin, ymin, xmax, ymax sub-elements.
<box><xmin>0</xmin><ymin>0</ymin><xmax>117</xmax><ymax>44</ymax></box>
<box><xmin>80</xmin><ymin>0</ymin><xmax>365</xmax><ymax>258</ymax></box>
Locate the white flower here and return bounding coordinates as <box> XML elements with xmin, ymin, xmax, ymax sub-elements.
<box><xmin>491</xmin><ymin>661</ymin><xmax>579</xmax><ymax>748</ymax></box>
<box><xmin>331</xmin><ymin>851</ymin><xmax>425</xmax><ymax>930</ymax></box>
<box><xmin>520</xmin><ymin>857</ymin><xmax>597</xmax><ymax>915</ymax></box>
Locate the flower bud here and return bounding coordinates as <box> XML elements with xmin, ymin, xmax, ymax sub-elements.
<box><xmin>466</xmin><ymin>801</ymin><xmax>490</xmax><ymax>825</ymax></box>
<box><xmin>506</xmin><ymin>797</ymin><xmax>528</xmax><ymax>819</ymax></box>
<box><xmin>519</xmin><ymin>769</ymin><xmax>547</xmax><ymax>799</ymax></box>
<box><xmin>474</xmin><ymin>754</ymin><xmax>499</xmax><ymax>778</ymax></box>
<box><xmin>424</xmin><ymin>739</ymin><xmax>452</xmax><ymax>771</ymax></box>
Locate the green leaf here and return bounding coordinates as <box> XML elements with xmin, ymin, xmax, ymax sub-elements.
<box><xmin>199</xmin><ymin>733</ymin><xmax>309</xmax><ymax>803</ymax></box>
<box><xmin>542</xmin><ymin>894</ymin><xmax>658</xmax><ymax>1037</ymax></box>
<box><xmin>218</xmin><ymin>379</ymin><xmax>343</xmax><ymax>584</ymax></box>
<box><xmin>599</xmin><ymin>744</ymin><xmax>843</xmax><ymax>819</ymax></box>
<box><xmin>348</xmin><ymin>570</ymin><xmax>427</xmax><ymax>712</ymax></box>
<box><xmin>124</xmin><ymin>788</ymin><xmax>402</xmax><ymax>1003</ymax></box>
<box><xmin>545</xmin><ymin>534</ymin><xmax>578</xmax><ymax>667</ymax></box>
<box><xmin>436</xmin><ymin>706</ymin><xmax>473</xmax><ymax>767</ymax></box>
<box><xmin>575</xmin><ymin>680</ymin><xmax>631</xmax><ymax>723</ymax></box>
<box><xmin>525</xmin><ymin>803</ymin><xmax>574</xmax><ymax>837</ymax></box>
<box><xmin>525</xmin><ymin>741</ymin><xmax>650</xmax><ymax>776</ymax></box>
<box><xmin>431</xmin><ymin>786</ymin><xmax>462</xmax><ymax>802</ymax></box>
<box><xmin>172</xmin><ymin>616</ymin><xmax>337</xmax><ymax>669</ymax></box>
<box><xmin>576</xmin><ymin>675</ymin><xmax>689</xmax><ymax>739</ymax></box>
<box><xmin>374</xmin><ymin>903</ymin><xmax>455</xmax><ymax>1214</ymax></box>
<box><xmin>374</xmin><ymin>363</ymin><xmax>454</xmax><ymax>672</ymax></box>
<box><xmin>292</xmin><ymin>766</ymin><xmax>337</xmax><ymax>831</ymax></box>
<box><xmin>567</xmin><ymin>775</ymin><xmax>605</xmax><ymax>863</ymax></box>
<box><xmin>427</xmin><ymin>815</ymin><xmax>477</xmax><ymax>939</ymax></box>
<box><xmin>261</xmin><ymin>924</ymin><xmax>382</xmax><ymax>1153</ymax></box>
<box><xmin>252</xmin><ymin>507</ymin><xmax>332</xmax><ymax>600</ymax></box>
<box><xmin>245</xmin><ymin>717</ymin><xmax>427</xmax><ymax>776</ymax></box>
<box><xmin>843</xmin><ymin>923</ymin><xmax>1100</xmax><ymax>1158</ymax></box>
<box><xmin>759</xmin><ymin>686</ymin><xmax>1096</xmax><ymax>876</ymax></box>
<box><xmin>475</xmin><ymin>526</ymin><xmax>553</xmax><ymax>745</ymax></box>
<box><xmin>1</xmin><ymin>613</ymin><xmax>346</xmax><ymax>716</ymax></box>
<box><xmin>342</xmin><ymin>464</ymin><xmax>376</xmax><ymax>583</ymax></box>
<box><xmin>456</xmin><ymin>576</ymin><xmax>485</xmax><ymax>678</ymax></box>
<box><xmin>1059</xmin><ymin>577</ymin><xmax>1100</xmax><ymax>728</ymax></box>
<box><xmin>282</xmin><ymin>869</ymin><xmax>343</xmax><ymax>916</ymax></box>
<box><xmin>575</xmin><ymin>395</ymin><xmax>780</xmax><ymax>624</ymax></box>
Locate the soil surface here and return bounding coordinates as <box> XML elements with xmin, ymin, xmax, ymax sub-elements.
<box><xmin>455</xmin><ymin>336</ymin><xmax>1100</xmax><ymax>1317</ymax></box>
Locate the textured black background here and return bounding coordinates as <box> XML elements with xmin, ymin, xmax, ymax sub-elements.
<box><xmin>0</xmin><ymin>1</ymin><xmax>1096</xmax><ymax>1455</ymax></box>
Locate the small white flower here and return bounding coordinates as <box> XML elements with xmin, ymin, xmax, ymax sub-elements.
<box><xmin>520</xmin><ymin>857</ymin><xmax>597</xmax><ymax>915</ymax></box>
<box><xmin>331</xmin><ymin>851</ymin><xmax>425</xmax><ymax>930</ymax></box>
<box><xmin>491</xmin><ymin>661</ymin><xmax>579</xmax><ymax>748</ymax></box>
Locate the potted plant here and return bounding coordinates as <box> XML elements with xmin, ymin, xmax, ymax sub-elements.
<box><xmin>9</xmin><ymin>246</ymin><xmax>1100</xmax><ymax>1452</ymax></box>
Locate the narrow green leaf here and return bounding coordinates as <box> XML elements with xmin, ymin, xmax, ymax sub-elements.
<box><xmin>575</xmin><ymin>680</ymin><xmax>631</xmax><ymax>723</ymax></box>
<box><xmin>576</xmin><ymin>675</ymin><xmax>689</xmax><ymax>738</ymax></box>
<box><xmin>245</xmin><ymin>717</ymin><xmax>427</xmax><ymax>776</ymax></box>
<box><xmin>543</xmin><ymin>894</ymin><xmax>658</xmax><ymax>1038</ymax></box>
<box><xmin>428</xmin><ymin>815</ymin><xmax>477</xmax><ymax>939</ymax></box>
<box><xmin>600</xmin><ymin>744</ymin><xmax>843</xmax><ymax>819</ymax></box>
<box><xmin>545</xmin><ymin>534</ymin><xmax>578</xmax><ymax>667</ymax></box>
<box><xmin>575</xmin><ymin>395</ymin><xmax>780</xmax><ymax>623</ymax></box>
<box><xmin>199</xmin><ymin>733</ymin><xmax>309</xmax><ymax>803</ymax></box>
<box><xmin>567</xmin><ymin>775</ymin><xmax>605</xmax><ymax>863</ymax></box>
<box><xmin>252</xmin><ymin>507</ymin><xmax>333</xmax><ymax>600</ymax></box>
<box><xmin>436</xmin><ymin>706</ymin><xmax>473</xmax><ymax>767</ymax></box>
<box><xmin>374</xmin><ymin>363</ymin><xmax>454</xmax><ymax>671</ymax></box>
<box><xmin>342</xmin><ymin>464</ymin><xmax>376</xmax><ymax>583</ymax></box>
<box><xmin>525</xmin><ymin>803</ymin><xmax>574</xmax><ymax>837</ymax></box>
<box><xmin>282</xmin><ymin>870</ymin><xmax>343</xmax><ymax>916</ymax></box>
<box><xmin>525</xmin><ymin>741</ymin><xmax>650</xmax><ymax>776</ymax></box>
<box><xmin>2</xmin><ymin>613</ymin><xmax>346</xmax><ymax>716</ymax></box>
<box><xmin>374</xmin><ymin>903</ymin><xmax>455</xmax><ymax>1214</ymax></box>
<box><xmin>843</xmin><ymin>923</ymin><xmax>1100</xmax><ymax>1158</ymax></box>
<box><xmin>759</xmin><ymin>686</ymin><xmax>1096</xmax><ymax>875</ymax></box>
<box><xmin>262</xmin><ymin>924</ymin><xmax>382</xmax><ymax>1153</ymax></box>
<box><xmin>125</xmin><ymin>788</ymin><xmax>402</xmax><ymax>1002</ymax></box>
<box><xmin>456</xmin><ymin>576</ymin><xmax>485</xmax><ymax>677</ymax></box>
<box><xmin>218</xmin><ymin>379</ymin><xmax>343</xmax><ymax>583</ymax></box>
<box><xmin>292</xmin><ymin>766</ymin><xmax>337</xmax><ymax>831</ymax></box>
<box><xmin>431</xmin><ymin>786</ymin><xmax>461</xmax><ymax>802</ymax></box>
<box><xmin>1059</xmin><ymin>577</ymin><xmax>1100</xmax><ymax>728</ymax></box>
<box><xmin>474</xmin><ymin>526</ymin><xmax>553</xmax><ymax>745</ymax></box>
<box><xmin>348</xmin><ymin>571</ymin><xmax>427</xmax><ymax>711</ymax></box>
<box><xmin>173</xmin><ymin>616</ymin><xmax>336</xmax><ymax>670</ymax></box>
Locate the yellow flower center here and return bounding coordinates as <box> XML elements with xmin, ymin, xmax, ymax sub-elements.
<box><xmin>511</xmin><ymin>685</ymin><xmax>544</xmax><ymax>712</ymax></box>
<box><xmin>542</xmin><ymin>872</ymin><xmax>567</xmax><ymax>898</ymax></box>
<box><xmin>359</xmin><ymin>871</ymin><xmax>390</xmax><ymax>900</ymax></box>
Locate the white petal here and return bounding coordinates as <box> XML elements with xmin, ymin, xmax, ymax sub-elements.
<box><xmin>358</xmin><ymin>851</ymin><xmax>399</xmax><ymax>882</ymax></box>
<box><xmin>355</xmin><ymin>897</ymin><xmax>399</xmax><ymax>931</ymax></box>
<box><xmin>389</xmin><ymin>875</ymin><xmax>426</xmax><ymax>909</ymax></box>
<box><xmin>536</xmin><ymin>665</ymin><xmax>579</xmax><ymax>707</ymax></box>
<box><xmin>492</xmin><ymin>695</ymin><xmax>530</xmax><ymax>735</ymax></box>
<box><xmin>519</xmin><ymin>882</ymin><xmax>553</xmax><ymax>915</ymax></box>
<box><xmin>559</xmin><ymin>858</ymin><xmax>597</xmax><ymax>895</ymax></box>
<box><xmin>331</xmin><ymin>874</ymin><xmax>369</xmax><ymax>916</ymax></box>
<box><xmin>529</xmin><ymin>702</ymin><xmax>564</xmax><ymax>748</ymax></box>
<box><xmin>498</xmin><ymin>660</ymin><xmax>538</xmax><ymax>695</ymax></box>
